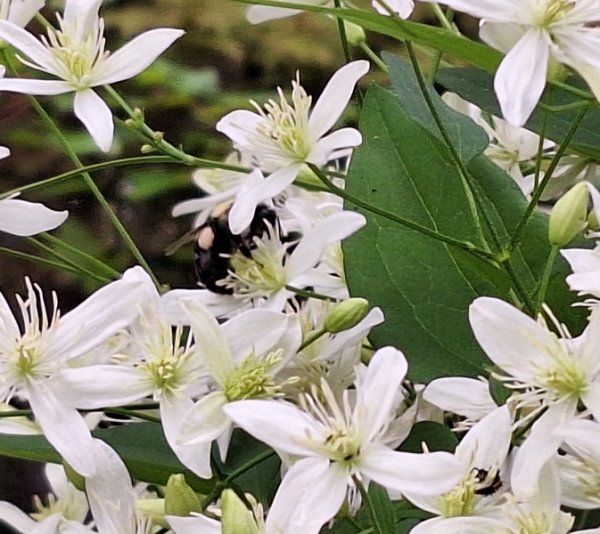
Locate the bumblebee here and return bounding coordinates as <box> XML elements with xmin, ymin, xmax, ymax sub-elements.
<box><xmin>167</xmin><ymin>202</ymin><xmax>278</xmax><ymax>294</ymax></box>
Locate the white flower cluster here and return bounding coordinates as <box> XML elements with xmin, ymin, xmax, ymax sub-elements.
<box><xmin>3</xmin><ymin>0</ymin><xmax>600</xmax><ymax>533</ymax></box>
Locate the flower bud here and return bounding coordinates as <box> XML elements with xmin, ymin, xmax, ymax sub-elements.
<box><xmin>547</xmin><ymin>58</ymin><xmax>569</xmax><ymax>84</ymax></box>
<box><xmin>548</xmin><ymin>182</ymin><xmax>589</xmax><ymax>245</ymax></box>
<box><xmin>164</xmin><ymin>474</ymin><xmax>201</xmax><ymax>517</ymax></box>
<box><xmin>344</xmin><ymin>21</ymin><xmax>366</xmax><ymax>47</ymax></box>
<box><xmin>324</xmin><ymin>297</ymin><xmax>370</xmax><ymax>333</ymax></box>
<box><xmin>221</xmin><ymin>489</ymin><xmax>260</xmax><ymax>534</ymax></box>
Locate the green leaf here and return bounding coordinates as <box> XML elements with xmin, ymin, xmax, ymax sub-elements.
<box><xmin>233</xmin><ymin>0</ymin><xmax>502</xmax><ymax>71</ymax></box>
<box><xmin>436</xmin><ymin>67</ymin><xmax>600</xmax><ymax>160</ymax></box>
<box><xmin>385</xmin><ymin>54</ymin><xmax>489</xmax><ymax>163</ymax></box>
<box><xmin>400</xmin><ymin>422</ymin><xmax>458</xmax><ymax>453</ymax></box>
<box><xmin>367</xmin><ymin>482</ymin><xmax>396</xmax><ymax>534</ymax></box>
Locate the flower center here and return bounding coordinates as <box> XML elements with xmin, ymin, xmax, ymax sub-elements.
<box><xmin>224</xmin><ymin>350</ymin><xmax>282</xmax><ymax>401</ymax></box>
<box><xmin>540</xmin><ymin>352</ymin><xmax>587</xmax><ymax>399</ymax></box>
<box><xmin>15</xmin><ymin>344</ymin><xmax>40</xmax><ymax>378</ymax></box>
<box><xmin>537</xmin><ymin>0</ymin><xmax>575</xmax><ymax>27</ymax></box>
<box><xmin>565</xmin><ymin>456</ymin><xmax>600</xmax><ymax>503</ymax></box>
<box><xmin>254</xmin><ymin>75</ymin><xmax>312</xmax><ymax>161</ymax></box>
<box><xmin>323</xmin><ymin>427</ymin><xmax>361</xmax><ymax>465</ymax></box>
<box><xmin>42</xmin><ymin>14</ymin><xmax>108</xmax><ymax>87</ymax></box>
<box><xmin>221</xmin><ymin>230</ymin><xmax>288</xmax><ymax>299</ymax></box>
<box><xmin>439</xmin><ymin>477</ymin><xmax>478</xmax><ymax>517</ymax></box>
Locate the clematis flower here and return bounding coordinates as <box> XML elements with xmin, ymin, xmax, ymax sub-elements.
<box><xmin>424</xmin><ymin>0</ymin><xmax>600</xmax><ymax>126</ymax></box>
<box><xmin>469</xmin><ymin>297</ymin><xmax>600</xmax><ymax>498</ymax></box>
<box><xmin>0</xmin><ymin>266</ymin><xmax>154</xmax><ymax>476</ymax></box>
<box><xmin>0</xmin><ymin>196</ymin><xmax>68</xmax><ymax>236</ymax></box>
<box><xmin>247</xmin><ymin>0</ymin><xmax>334</xmax><ymax>24</ymax></box>
<box><xmin>216</xmin><ymin>60</ymin><xmax>368</xmax><ymax>232</ymax></box>
<box><xmin>224</xmin><ymin>347</ymin><xmax>462</xmax><ymax>534</ymax></box>
<box><xmin>0</xmin><ymin>0</ymin><xmax>184</xmax><ymax>151</ymax></box>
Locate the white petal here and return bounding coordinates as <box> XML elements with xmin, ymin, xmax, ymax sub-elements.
<box><xmin>494</xmin><ymin>29</ymin><xmax>549</xmax><ymax>126</ymax></box>
<box><xmin>561</xmin><ymin>245</ymin><xmax>600</xmax><ymax>274</ymax></box>
<box><xmin>93</xmin><ymin>29</ymin><xmax>185</xmax><ymax>85</ymax></box>
<box><xmin>0</xmin><ymin>20</ymin><xmax>57</xmax><ymax>72</ymax></box>
<box><xmin>0</xmin><ymin>198</ymin><xmax>68</xmax><ymax>236</ymax></box>
<box><xmin>0</xmin><ymin>146</ymin><xmax>9</xmax><ymax>159</ymax></box>
<box><xmin>0</xmin><ymin>502</ymin><xmax>37</xmax><ymax>532</ymax></box>
<box><xmin>223</xmin><ymin>399</ymin><xmax>323</xmax><ymax>457</ymax></box>
<box><xmin>361</xmin><ymin>447</ymin><xmax>462</xmax><ymax>494</ymax></box>
<box><xmin>180</xmin><ymin>299</ymin><xmax>234</xmax><ymax>385</ymax></box>
<box><xmin>221</xmin><ymin>309</ymin><xmax>289</xmax><ymax>362</ymax></box>
<box><xmin>286</xmin><ymin>211</ymin><xmax>366</xmax><ymax>279</ymax></box>
<box><xmin>469</xmin><ymin>297</ymin><xmax>558</xmax><ymax>382</ymax></box>
<box><xmin>26</xmin><ymin>380</ymin><xmax>97</xmax><ymax>476</ymax></box>
<box><xmin>63</xmin><ymin>0</ymin><xmax>102</xmax><ymax>35</ymax></box>
<box><xmin>309</xmin><ymin>127</ymin><xmax>362</xmax><ymax>166</ymax></box>
<box><xmin>177</xmin><ymin>391</ymin><xmax>229</xmax><ymax>445</ymax></box>
<box><xmin>167</xmin><ymin>514</ymin><xmax>221</xmax><ymax>534</ymax></box>
<box><xmin>160</xmin><ymin>289</ymin><xmax>241</xmax><ymax>323</ymax></box>
<box><xmin>358</xmin><ymin>346</ymin><xmax>408</xmax><ymax>440</ymax></box>
<box><xmin>52</xmin><ymin>366</ymin><xmax>151</xmax><ymax>408</ymax></box>
<box><xmin>423</xmin><ymin>377</ymin><xmax>497</xmax><ymax>419</ymax></box>
<box><xmin>0</xmin><ymin>78</ymin><xmax>72</xmax><ymax>94</ymax></box>
<box><xmin>455</xmin><ymin>405</ymin><xmax>512</xmax><ymax>468</ymax></box>
<box><xmin>8</xmin><ymin>0</ymin><xmax>45</xmax><ymax>27</ymax></box>
<box><xmin>419</xmin><ymin>0</ymin><xmax>520</xmax><ymax>21</ymax></box>
<box><xmin>247</xmin><ymin>6</ymin><xmax>303</xmax><ymax>23</ymax></box>
<box><xmin>54</xmin><ymin>267</ymin><xmax>155</xmax><ymax>360</ymax></box>
<box><xmin>510</xmin><ymin>401</ymin><xmax>575</xmax><ymax>499</ymax></box>
<box><xmin>309</xmin><ymin>60</ymin><xmax>369</xmax><ymax>140</ymax></box>
<box><xmin>581</xmin><ymin>382</ymin><xmax>600</xmax><ymax>422</ymax></box>
<box><xmin>73</xmin><ymin>89</ymin><xmax>114</xmax><ymax>152</ymax></box>
<box><xmin>479</xmin><ymin>21</ymin><xmax>525</xmax><ymax>53</ymax></box>
<box><xmin>266</xmin><ymin>458</ymin><xmax>348</xmax><ymax>534</ymax></box>
<box><xmin>216</xmin><ymin>109</ymin><xmax>264</xmax><ymax>146</ymax></box>
<box><xmin>161</xmin><ymin>396</ymin><xmax>213</xmax><ymax>479</ymax></box>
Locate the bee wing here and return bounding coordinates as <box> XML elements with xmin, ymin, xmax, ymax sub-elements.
<box><xmin>165</xmin><ymin>228</ymin><xmax>199</xmax><ymax>256</ymax></box>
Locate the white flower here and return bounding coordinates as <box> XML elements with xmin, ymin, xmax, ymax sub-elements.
<box><xmin>0</xmin><ymin>196</ymin><xmax>68</xmax><ymax>236</ymax></box>
<box><xmin>426</xmin><ymin>0</ymin><xmax>600</xmax><ymax>126</ymax></box>
<box><xmin>175</xmin><ymin>300</ymin><xmax>302</xmax><ymax>465</ymax></box>
<box><xmin>469</xmin><ymin>297</ymin><xmax>600</xmax><ymax>498</ymax></box>
<box><xmin>0</xmin><ymin>266</ymin><xmax>154</xmax><ymax>475</ymax></box>
<box><xmin>224</xmin><ymin>347</ymin><xmax>462</xmax><ymax>534</ymax></box>
<box><xmin>216</xmin><ymin>60</ymin><xmax>368</xmax><ymax>232</ymax></box>
<box><xmin>0</xmin><ymin>0</ymin><xmax>184</xmax><ymax>151</ymax></box>
<box><xmin>405</xmin><ymin>406</ymin><xmax>512</xmax><ymax>532</ymax></box>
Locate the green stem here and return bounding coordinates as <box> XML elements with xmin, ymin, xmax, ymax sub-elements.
<box><xmin>534</xmin><ymin>89</ymin><xmax>552</xmax><ymax>192</ymax></box>
<box><xmin>358</xmin><ymin>42</ymin><xmax>388</xmax><ymax>73</ymax></box>
<box><xmin>308</xmin><ymin>164</ymin><xmax>498</xmax><ymax>262</ymax></box>
<box><xmin>24</xmin><ymin>93</ymin><xmax>162</xmax><ymax>289</ymax></box>
<box><xmin>508</xmin><ymin>103</ymin><xmax>589</xmax><ymax>250</ymax></box>
<box><xmin>26</xmin><ymin>237</ymin><xmax>111</xmax><ymax>284</ymax></box>
<box><xmin>429</xmin><ymin>3</ymin><xmax>457</xmax><ymax>33</ymax></box>
<box><xmin>334</xmin><ymin>0</ymin><xmax>352</xmax><ymax>63</ymax></box>
<box><xmin>39</xmin><ymin>233</ymin><xmax>121</xmax><ymax>279</ymax></box>
<box><xmin>534</xmin><ymin>245</ymin><xmax>559</xmax><ymax>314</ymax></box>
<box><xmin>103</xmin><ymin>407</ymin><xmax>161</xmax><ymax>424</ymax></box>
<box><xmin>502</xmin><ymin>260</ymin><xmax>535</xmax><ymax>315</ymax></box>
<box><xmin>354</xmin><ymin>477</ymin><xmax>385</xmax><ymax>534</ymax></box>
<box><xmin>405</xmin><ymin>41</ymin><xmax>498</xmax><ymax>251</ymax></box>
<box><xmin>0</xmin><ymin>246</ymin><xmax>85</xmax><ymax>276</ymax></box>
<box><xmin>224</xmin><ymin>449</ymin><xmax>277</xmax><ymax>484</ymax></box>
<box><xmin>285</xmin><ymin>284</ymin><xmax>338</xmax><ymax>302</ymax></box>
<box><xmin>297</xmin><ymin>328</ymin><xmax>328</xmax><ymax>352</ymax></box>
<box><xmin>0</xmin><ymin>155</ymin><xmax>241</xmax><ymax>200</ymax></box>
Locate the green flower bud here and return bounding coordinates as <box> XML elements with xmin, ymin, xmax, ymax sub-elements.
<box><xmin>164</xmin><ymin>474</ymin><xmax>202</xmax><ymax>517</ymax></box>
<box><xmin>221</xmin><ymin>489</ymin><xmax>261</xmax><ymax>534</ymax></box>
<box><xmin>548</xmin><ymin>182</ymin><xmax>589</xmax><ymax>246</ymax></box>
<box><xmin>137</xmin><ymin>498</ymin><xmax>168</xmax><ymax>528</ymax></box>
<box><xmin>324</xmin><ymin>297</ymin><xmax>370</xmax><ymax>334</ymax></box>
<box><xmin>62</xmin><ymin>461</ymin><xmax>85</xmax><ymax>492</ymax></box>
<box><xmin>589</xmin><ymin>208</ymin><xmax>599</xmax><ymax>232</ymax></box>
<box><xmin>547</xmin><ymin>58</ymin><xmax>569</xmax><ymax>84</ymax></box>
<box><xmin>344</xmin><ymin>21</ymin><xmax>366</xmax><ymax>47</ymax></box>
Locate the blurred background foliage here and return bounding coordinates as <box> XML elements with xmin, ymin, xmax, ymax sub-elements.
<box><xmin>0</xmin><ymin>0</ymin><xmax>475</xmax><ymax>519</ymax></box>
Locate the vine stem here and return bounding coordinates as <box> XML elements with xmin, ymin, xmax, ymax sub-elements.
<box><xmin>307</xmin><ymin>168</ymin><xmax>498</xmax><ymax>263</ymax></box>
<box><xmin>534</xmin><ymin>244</ymin><xmax>559</xmax><ymax>314</ymax></box>
<box><xmin>354</xmin><ymin>476</ymin><xmax>385</xmax><ymax>534</ymax></box>
<box><xmin>334</xmin><ymin>0</ymin><xmax>352</xmax><ymax>63</ymax></box>
<box><xmin>507</xmin><ymin>103</ymin><xmax>590</xmax><ymax>251</ymax></box>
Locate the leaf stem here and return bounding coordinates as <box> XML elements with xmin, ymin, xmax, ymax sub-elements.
<box><xmin>0</xmin><ymin>246</ymin><xmax>87</xmax><ymax>277</ymax></box>
<box><xmin>307</xmin><ymin>167</ymin><xmax>498</xmax><ymax>263</ymax></box>
<box><xmin>358</xmin><ymin>42</ymin><xmax>388</xmax><ymax>73</ymax></box>
<box><xmin>534</xmin><ymin>244</ymin><xmax>559</xmax><ymax>314</ymax></box>
<box><xmin>354</xmin><ymin>476</ymin><xmax>385</xmax><ymax>534</ymax></box>
<box><xmin>334</xmin><ymin>0</ymin><xmax>353</xmax><ymax>63</ymax></box>
<box><xmin>508</xmin><ymin>103</ymin><xmax>589</xmax><ymax>250</ymax></box>
<box><xmin>285</xmin><ymin>284</ymin><xmax>338</xmax><ymax>302</ymax></box>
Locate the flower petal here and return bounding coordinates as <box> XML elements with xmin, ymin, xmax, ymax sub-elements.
<box><xmin>361</xmin><ymin>447</ymin><xmax>462</xmax><ymax>494</ymax></box>
<box><xmin>266</xmin><ymin>457</ymin><xmax>348</xmax><ymax>534</ymax></box>
<box><xmin>494</xmin><ymin>28</ymin><xmax>549</xmax><ymax>126</ymax></box>
<box><xmin>0</xmin><ymin>78</ymin><xmax>72</xmax><ymax>95</ymax></box>
<box><xmin>177</xmin><ymin>391</ymin><xmax>229</xmax><ymax>445</ymax></box>
<box><xmin>309</xmin><ymin>60</ymin><xmax>369</xmax><ymax>140</ymax></box>
<box><xmin>93</xmin><ymin>28</ymin><xmax>185</xmax><ymax>85</ymax></box>
<box><xmin>0</xmin><ymin>20</ymin><xmax>57</xmax><ymax>73</ymax></box>
<box><xmin>0</xmin><ymin>198</ymin><xmax>68</xmax><ymax>236</ymax></box>
<box><xmin>309</xmin><ymin>127</ymin><xmax>362</xmax><ymax>166</ymax></box>
<box><xmin>423</xmin><ymin>377</ymin><xmax>497</xmax><ymax>420</ymax></box>
<box><xmin>73</xmin><ymin>89</ymin><xmax>114</xmax><ymax>152</ymax></box>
